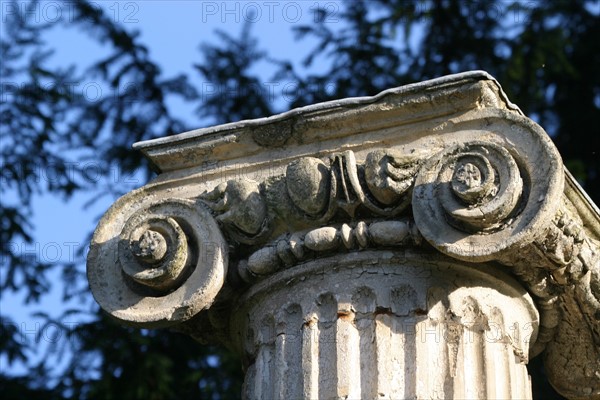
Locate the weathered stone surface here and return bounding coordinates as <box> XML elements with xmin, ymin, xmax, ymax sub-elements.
<box><xmin>87</xmin><ymin>71</ymin><xmax>600</xmax><ymax>399</ymax></box>
<box><xmin>87</xmin><ymin>197</ymin><xmax>228</xmax><ymax>327</ymax></box>
<box><xmin>234</xmin><ymin>251</ymin><xmax>538</xmax><ymax>399</ymax></box>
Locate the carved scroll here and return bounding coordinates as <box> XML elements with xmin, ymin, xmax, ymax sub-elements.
<box><xmin>87</xmin><ymin>196</ymin><xmax>227</xmax><ymax>327</ymax></box>
<box><xmin>412</xmin><ymin>140</ymin><xmax>562</xmax><ymax>261</ymax></box>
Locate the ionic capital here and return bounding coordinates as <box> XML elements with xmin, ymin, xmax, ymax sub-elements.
<box><xmin>87</xmin><ymin>71</ymin><xmax>599</xmax><ymax>398</ymax></box>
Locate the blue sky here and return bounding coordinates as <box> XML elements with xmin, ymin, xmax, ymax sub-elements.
<box><xmin>1</xmin><ymin>0</ymin><xmax>341</xmax><ymax>377</ymax></box>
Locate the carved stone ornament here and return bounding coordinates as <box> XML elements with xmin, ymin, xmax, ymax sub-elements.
<box><xmin>87</xmin><ymin>71</ymin><xmax>599</xmax><ymax>399</ymax></box>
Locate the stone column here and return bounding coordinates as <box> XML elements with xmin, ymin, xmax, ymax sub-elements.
<box><xmin>234</xmin><ymin>251</ymin><xmax>537</xmax><ymax>399</ymax></box>
<box><xmin>87</xmin><ymin>71</ymin><xmax>600</xmax><ymax>399</ymax></box>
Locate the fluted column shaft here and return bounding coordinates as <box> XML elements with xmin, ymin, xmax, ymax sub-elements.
<box><xmin>232</xmin><ymin>251</ymin><xmax>538</xmax><ymax>400</ymax></box>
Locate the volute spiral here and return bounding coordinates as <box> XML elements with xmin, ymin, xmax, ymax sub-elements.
<box><xmin>87</xmin><ymin>197</ymin><xmax>227</xmax><ymax>327</ymax></box>
<box><xmin>413</xmin><ymin>140</ymin><xmax>558</xmax><ymax>261</ymax></box>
